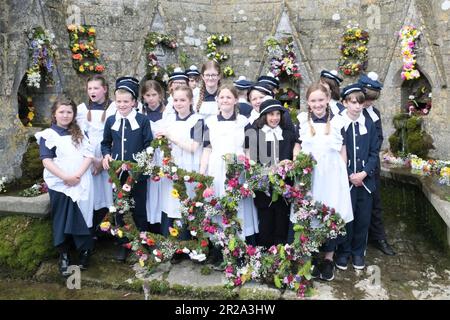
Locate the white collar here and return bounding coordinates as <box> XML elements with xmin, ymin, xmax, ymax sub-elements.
<box><xmin>365</xmin><ymin>105</ymin><xmax>379</xmax><ymax>122</ymax></box>
<box><xmin>248</xmin><ymin>109</ymin><xmax>260</xmax><ymax>124</ymax></box>
<box><xmin>261</xmin><ymin>125</ymin><xmax>283</xmax><ymax>141</ymax></box>
<box><xmin>111</xmin><ymin>109</ymin><xmax>140</xmax><ymax>131</ymax></box>
<box><xmin>238</xmin><ymin>97</ymin><xmax>249</xmax><ymax>104</ymax></box>
<box><xmin>342</xmin><ymin>110</ymin><xmax>367</xmax><ymax>135</ymax></box>
<box><xmin>329</xmin><ymin>99</ymin><xmax>340</xmax><ymax>116</ymax></box>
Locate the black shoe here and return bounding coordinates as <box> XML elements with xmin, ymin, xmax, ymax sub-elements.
<box><xmin>372</xmin><ymin>239</ymin><xmax>396</xmax><ymax>256</ymax></box>
<box><xmin>59</xmin><ymin>253</ymin><xmax>71</xmax><ymax>277</ymax></box>
<box><xmin>170</xmin><ymin>253</ymin><xmax>188</xmax><ymax>265</ymax></box>
<box><xmin>114</xmin><ymin>245</ymin><xmax>130</xmax><ymax>262</ymax></box>
<box><xmin>311</xmin><ymin>257</ymin><xmax>321</xmax><ymax>279</ymax></box>
<box><xmin>352</xmin><ymin>255</ymin><xmax>365</xmax><ymax>270</ymax></box>
<box><xmin>206</xmin><ymin>246</ymin><xmax>221</xmax><ymax>265</ymax></box>
<box><xmin>78</xmin><ymin>250</ymin><xmax>90</xmax><ymax>270</ymax></box>
<box><xmin>319</xmin><ymin>259</ymin><xmax>335</xmax><ymax>281</ymax></box>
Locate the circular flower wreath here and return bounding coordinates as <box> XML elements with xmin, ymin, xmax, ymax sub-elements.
<box><xmin>102</xmin><ymin>137</ymin><xmax>346</xmax><ymax>297</ymax></box>
<box><xmin>144</xmin><ymin>32</ymin><xmax>178</xmax><ymax>82</ymax></box>
<box><xmin>67</xmin><ymin>25</ymin><xmax>105</xmax><ymax>74</ymax></box>
<box><xmin>399</xmin><ymin>25</ymin><xmax>421</xmax><ymax>81</ymax></box>
<box><xmin>338</xmin><ymin>24</ymin><xmax>369</xmax><ymax>76</ymax></box>
<box><xmin>205</xmin><ymin>34</ymin><xmax>234</xmax><ymax>78</ymax></box>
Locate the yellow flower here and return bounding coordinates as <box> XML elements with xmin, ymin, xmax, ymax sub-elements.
<box><xmin>355</xmin><ymin>29</ymin><xmax>362</xmax><ymax>38</ymax></box>
<box><xmin>139</xmin><ymin>259</ymin><xmax>145</xmax><ymax>267</ymax></box>
<box><xmin>117</xmin><ymin>229</ymin><xmax>123</xmax><ymax>238</ymax></box>
<box><xmin>171</xmin><ymin>189</ymin><xmax>179</xmax><ymax>198</ymax></box>
<box><xmin>169</xmin><ymin>227</ymin><xmax>179</xmax><ymax>237</ymax></box>
<box><xmin>79</xmin><ymin>65</ymin><xmax>85</xmax><ymax>72</ymax></box>
<box><xmin>27</xmin><ymin>111</ymin><xmax>34</xmax><ymax>121</ymax></box>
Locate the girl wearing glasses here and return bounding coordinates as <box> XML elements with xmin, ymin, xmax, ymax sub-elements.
<box><xmin>195</xmin><ymin>61</ymin><xmax>221</xmax><ymax>121</ymax></box>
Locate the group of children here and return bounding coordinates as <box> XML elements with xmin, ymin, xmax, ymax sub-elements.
<box><xmin>36</xmin><ymin>60</ymin><xmax>395</xmax><ymax>280</ymax></box>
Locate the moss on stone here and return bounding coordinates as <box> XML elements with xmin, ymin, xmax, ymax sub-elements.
<box><xmin>388</xmin><ymin>134</ymin><xmax>401</xmax><ymax>154</ymax></box>
<box><xmin>20</xmin><ymin>137</ymin><xmax>44</xmax><ymax>186</ymax></box>
<box><xmin>388</xmin><ymin>113</ymin><xmax>434</xmax><ymax>158</ymax></box>
<box><xmin>406</xmin><ymin>116</ymin><xmax>422</xmax><ymax>130</ymax></box>
<box><xmin>0</xmin><ymin>216</ymin><xmax>55</xmax><ymax>277</ymax></box>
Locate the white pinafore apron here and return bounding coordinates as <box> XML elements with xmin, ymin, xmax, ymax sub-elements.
<box><xmin>296</xmin><ymin>112</ymin><xmax>353</xmax><ymax>223</ymax></box>
<box><xmin>35</xmin><ymin>129</ymin><xmax>94</xmax><ymax>227</ymax></box>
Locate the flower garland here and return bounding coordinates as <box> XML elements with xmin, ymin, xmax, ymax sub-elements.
<box><xmin>0</xmin><ymin>176</ymin><xmax>7</xmax><ymax>193</ymax></box>
<box><xmin>205</xmin><ymin>34</ymin><xmax>234</xmax><ymax>78</ymax></box>
<box><xmin>19</xmin><ymin>96</ymin><xmax>35</xmax><ymax>127</ymax></box>
<box><xmin>338</xmin><ymin>23</ymin><xmax>369</xmax><ymax>76</ymax></box>
<box><xmin>399</xmin><ymin>26</ymin><xmax>421</xmax><ymax>81</ymax></box>
<box><xmin>67</xmin><ymin>25</ymin><xmax>105</xmax><ymax>74</ymax></box>
<box><xmin>144</xmin><ymin>32</ymin><xmax>178</xmax><ymax>83</ymax></box>
<box><xmin>104</xmin><ymin>138</ymin><xmax>347</xmax><ymax>297</ymax></box>
<box><xmin>26</xmin><ymin>26</ymin><xmax>57</xmax><ymax>88</ymax></box>
<box><xmin>264</xmin><ymin>36</ymin><xmax>301</xmax><ymax>80</ymax></box>
<box><xmin>18</xmin><ymin>181</ymin><xmax>48</xmax><ymax>197</ymax></box>
<box><xmin>382</xmin><ymin>152</ymin><xmax>450</xmax><ymax>186</ymax></box>
<box><xmin>405</xmin><ymin>86</ymin><xmax>431</xmax><ymax>116</ymax></box>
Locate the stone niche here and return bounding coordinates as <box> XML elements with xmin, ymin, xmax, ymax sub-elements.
<box><xmin>400</xmin><ymin>68</ymin><xmax>432</xmax><ymax>115</ymax></box>
<box><xmin>17</xmin><ymin>72</ymin><xmax>62</xmax><ymax>127</ymax></box>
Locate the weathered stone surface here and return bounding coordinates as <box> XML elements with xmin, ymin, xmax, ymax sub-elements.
<box><xmin>0</xmin><ymin>193</ymin><xmax>50</xmax><ymax>217</ymax></box>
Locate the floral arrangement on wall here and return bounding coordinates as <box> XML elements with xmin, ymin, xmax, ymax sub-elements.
<box><xmin>383</xmin><ymin>153</ymin><xmax>450</xmax><ymax>186</ymax></box>
<box><xmin>399</xmin><ymin>25</ymin><xmax>421</xmax><ymax>81</ymax></box>
<box><xmin>144</xmin><ymin>32</ymin><xmax>178</xmax><ymax>82</ymax></box>
<box><xmin>26</xmin><ymin>26</ymin><xmax>57</xmax><ymax>88</ymax></box>
<box><xmin>405</xmin><ymin>85</ymin><xmax>431</xmax><ymax>116</ymax></box>
<box><xmin>67</xmin><ymin>25</ymin><xmax>105</xmax><ymax>74</ymax></box>
<box><xmin>338</xmin><ymin>23</ymin><xmax>369</xmax><ymax>76</ymax></box>
<box><xmin>264</xmin><ymin>35</ymin><xmax>301</xmax><ymax>81</ymax></box>
<box><xmin>205</xmin><ymin>34</ymin><xmax>234</xmax><ymax>77</ymax></box>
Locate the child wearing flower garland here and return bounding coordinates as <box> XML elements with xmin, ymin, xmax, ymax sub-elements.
<box><xmin>76</xmin><ymin>75</ymin><xmax>114</xmax><ymax>240</ymax></box>
<box><xmin>250</xmin><ymin>98</ymin><xmax>300</xmax><ymax>248</ymax></box>
<box><xmin>36</xmin><ymin>96</ymin><xmax>94</xmax><ymax>276</ymax></box>
<box><xmin>294</xmin><ymin>83</ymin><xmax>353</xmax><ymax>281</ymax></box>
<box><xmin>101</xmin><ymin>77</ymin><xmax>153</xmax><ymax>261</ymax></box>
<box><xmin>195</xmin><ymin>60</ymin><xmax>221</xmax><ymax>121</ymax></box>
<box><xmin>157</xmin><ymin>85</ymin><xmax>204</xmax><ymax>262</ymax></box>
<box><xmin>141</xmin><ymin>80</ymin><xmax>166</xmax><ymax>234</ymax></box>
<box><xmin>200</xmin><ymin>85</ymin><xmax>259</xmax><ymax>266</ymax></box>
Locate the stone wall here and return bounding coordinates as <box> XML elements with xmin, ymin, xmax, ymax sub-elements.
<box><xmin>1</xmin><ymin>0</ymin><xmax>449</xmax><ymax>180</ymax></box>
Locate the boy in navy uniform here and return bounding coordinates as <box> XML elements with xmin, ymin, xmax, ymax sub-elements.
<box><xmin>358</xmin><ymin>73</ymin><xmax>395</xmax><ymax>256</ymax></box>
<box><xmin>101</xmin><ymin>76</ymin><xmax>153</xmax><ymax>261</ymax></box>
<box><xmin>335</xmin><ymin>84</ymin><xmax>380</xmax><ymax>270</ymax></box>
<box><xmin>233</xmin><ymin>76</ymin><xmax>254</xmax><ymax>117</ymax></box>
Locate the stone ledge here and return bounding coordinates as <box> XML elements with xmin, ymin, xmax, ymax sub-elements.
<box><xmin>0</xmin><ymin>193</ymin><xmax>50</xmax><ymax>218</ymax></box>
<box><xmin>381</xmin><ymin>163</ymin><xmax>450</xmax><ymax>246</ymax></box>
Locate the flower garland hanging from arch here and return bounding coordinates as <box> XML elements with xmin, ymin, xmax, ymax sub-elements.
<box><xmin>26</xmin><ymin>26</ymin><xmax>57</xmax><ymax>88</ymax></box>
<box><xmin>67</xmin><ymin>25</ymin><xmax>105</xmax><ymax>74</ymax></box>
<box><xmin>205</xmin><ymin>34</ymin><xmax>234</xmax><ymax>78</ymax></box>
<box><xmin>338</xmin><ymin>23</ymin><xmax>369</xmax><ymax>76</ymax></box>
<box><xmin>399</xmin><ymin>25</ymin><xmax>421</xmax><ymax>80</ymax></box>
<box><xmin>102</xmin><ymin>137</ymin><xmax>346</xmax><ymax>297</ymax></box>
<box><xmin>144</xmin><ymin>32</ymin><xmax>178</xmax><ymax>83</ymax></box>
<box><xmin>264</xmin><ymin>35</ymin><xmax>302</xmax><ymax>81</ymax></box>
